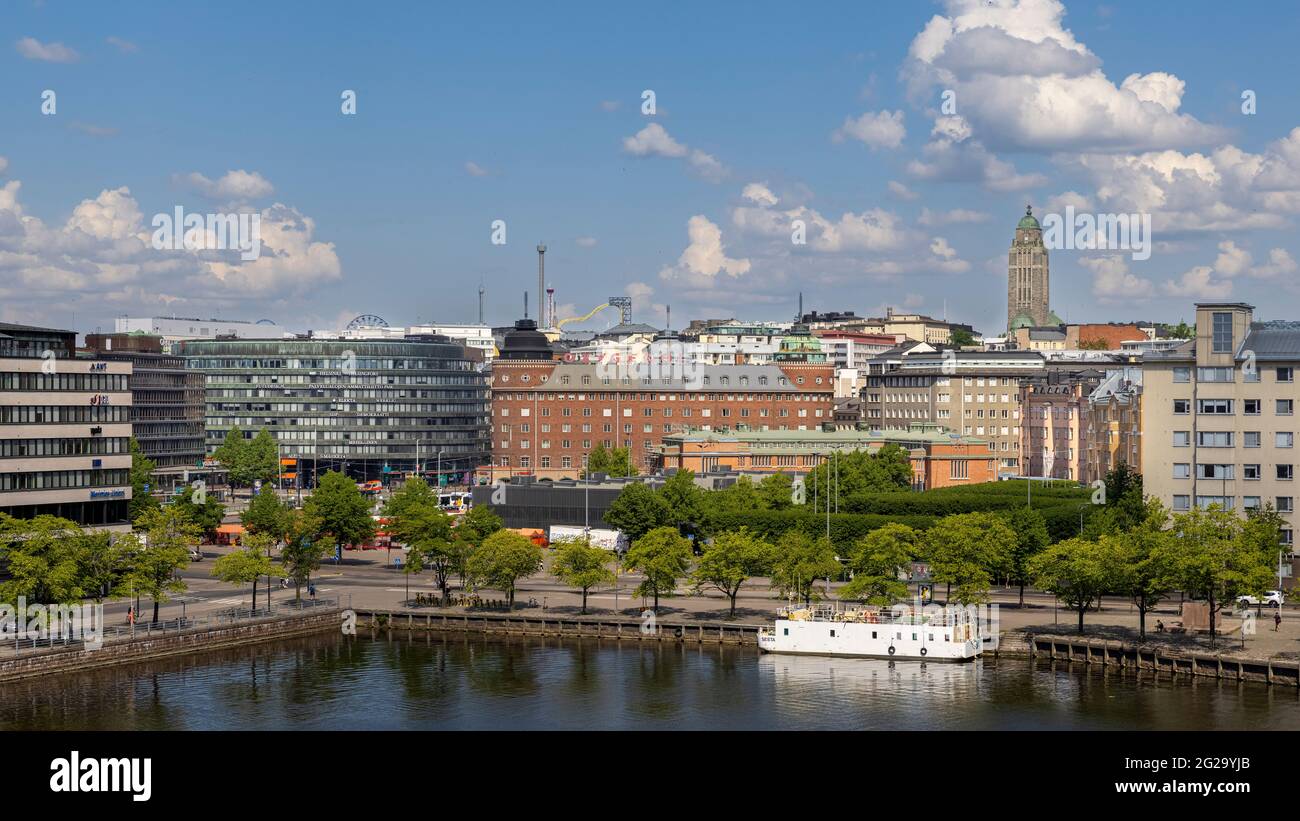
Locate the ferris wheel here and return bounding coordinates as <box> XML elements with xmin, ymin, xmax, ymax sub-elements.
<box><xmin>346</xmin><ymin>314</ymin><xmax>389</xmax><ymax>329</ymax></box>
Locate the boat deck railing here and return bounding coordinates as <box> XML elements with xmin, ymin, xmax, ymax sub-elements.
<box><xmin>775</xmin><ymin>604</ymin><xmax>980</xmax><ymax>629</ymax></box>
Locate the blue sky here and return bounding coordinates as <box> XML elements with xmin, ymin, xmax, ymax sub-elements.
<box><xmin>4</xmin><ymin>0</ymin><xmax>1300</xmax><ymax>336</ymax></box>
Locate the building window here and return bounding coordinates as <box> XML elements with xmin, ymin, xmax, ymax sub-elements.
<box><xmin>1244</xmin><ymin>464</ymin><xmax>1262</xmax><ymax>480</ymax></box>
<box><xmin>1244</xmin><ymin>431</ymin><xmax>1261</xmax><ymax>448</ymax></box>
<box><xmin>1197</xmin><ymin>399</ymin><xmax>1233</xmax><ymax>415</ymax></box>
<box><xmin>1173</xmin><ymin>399</ymin><xmax>1190</xmax><ymax>414</ymax></box>
<box><xmin>1279</xmin><ymin>367</ymin><xmax>1295</xmax><ymax>383</ymax></box>
<box><xmin>1279</xmin><ymin>497</ymin><xmax>1294</xmax><ymax>513</ymax></box>
<box><xmin>1197</xmin><ymin>367</ymin><xmax>1234</xmax><ymax>383</ymax></box>
<box><xmin>1196</xmin><ymin>463</ymin><xmax>1234</xmax><ymax>480</ymax></box>
<box><xmin>1172</xmin><ymin>495</ymin><xmax>1190</xmax><ymax>511</ymax></box>
<box><xmin>1280</xmin><ymin>400</ymin><xmax>1295</xmax><ymax>416</ymax></box>
<box><xmin>1173</xmin><ymin>463</ymin><xmax>1190</xmax><ymax>479</ymax></box>
<box><xmin>1197</xmin><ymin>495</ymin><xmax>1234</xmax><ymax>510</ymax></box>
<box><xmin>1211</xmin><ymin>312</ymin><xmax>1233</xmax><ymax>353</ymax></box>
<box><xmin>1173</xmin><ymin>367</ymin><xmax>1191</xmax><ymax>383</ymax></box>
<box><xmin>1173</xmin><ymin>431</ymin><xmax>1190</xmax><ymax>447</ymax></box>
<box><xmin>1197</xmin><ymin>431</ymin><xmax>1233</xmax><ymax>447</ymax></box>
<box><xmin>1278</xmin><ymin>432</ymin><xmax>1295</xmax><ymax>449</ymax></box>
<box><xmin>1278</xmin><ymin>465</ymin><xmax>1295</xmax><ymax>481</ymax></box>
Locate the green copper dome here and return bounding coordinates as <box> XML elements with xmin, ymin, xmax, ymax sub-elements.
<box><xmin>1017</xmin><ymin>205</ymin><xmax>1040</xmax><ymax>230</ymax></box>
<box><xmin>1009</xmin><ymin>312</ymin><xmax>1035</xmax><ymax>331</ymax></box>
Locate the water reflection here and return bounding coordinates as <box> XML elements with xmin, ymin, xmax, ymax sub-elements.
<box><xmin>0</xmin><ymin>632</ymin><xmax>1297</xmax><ymax>730</ymax></box>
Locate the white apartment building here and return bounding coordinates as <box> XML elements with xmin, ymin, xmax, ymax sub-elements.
<box><xmin>1</xmin><ymin>323</ymin><xmax>134</xmax><ymax>530</ymax></box>
<box><xmin>1142</xmin><ymin>302</ymin><xmax>1297</xmax><ymax>549</ymax></box>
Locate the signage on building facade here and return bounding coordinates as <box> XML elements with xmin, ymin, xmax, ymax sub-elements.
<box><xmin>89</xmin><ymin>490</ymin><xmax>126</xmax><ymax>499</ymax></box>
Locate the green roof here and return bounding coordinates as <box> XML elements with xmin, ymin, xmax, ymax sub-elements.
<box><xmin>667</xmin><ymin>425</ymin><xmax>986</xmax><ymax>447</ymax></box>
<box><xmin>1009</xmin><ymin>312</ymin><xmax>1035</xmax><ymax>331</ymax></box>
<box><xmin>1017</xmin><ymin>205</ymin><xmax>1040</xmax><ymax>230</ymax></box>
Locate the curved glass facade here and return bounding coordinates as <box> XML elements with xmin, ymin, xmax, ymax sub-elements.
<box><xmin>181</xmin><ymin>338</ymin><xmax>490</xmax><ymax>484</ymax></box>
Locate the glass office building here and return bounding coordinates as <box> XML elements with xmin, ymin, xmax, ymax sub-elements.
<box><xmin>181</xmin><ymin>336</ymin><xmax>490</xmax><ymax>486</ymax></box>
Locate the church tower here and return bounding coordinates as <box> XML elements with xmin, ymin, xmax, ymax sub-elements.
<box><xmin>1007</xmin><ymin>205</ymin><xmax>1051</xmax><ymax>332</ymax></box>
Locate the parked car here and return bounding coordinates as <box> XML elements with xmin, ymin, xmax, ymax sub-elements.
<box><xmin>188</xmin><ymin>548</ymin><xmax>204</xmax><ymax>562</ymax></box>
<box><xmin>1237</xmin><ymin>590</ymin><xmax>1285</xmax><ymax>608</ymax></box>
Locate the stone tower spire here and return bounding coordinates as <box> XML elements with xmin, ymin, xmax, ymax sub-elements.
<box><xmin>1007</xmin><ymin>204</ymin><xmax>1050</xmax><ymax>332</ymax></box>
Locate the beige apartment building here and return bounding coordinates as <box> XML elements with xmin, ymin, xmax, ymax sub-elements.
<box><xmin>858</xmin><ymin>307</ymin><xmax>974</xmax><ymax>347</ymax></box>
<box><xmin>1019</xmin><ymin>370</ymin><xmax>1106</xmax><ymax>481</ymax></box>
<box><xmin>1082</xmin><ymin>367</ymin><xmax>1143</xmax><ymax>485</ymax></box>
<box><xmin>0</xmin><ymin>323</ymin><xmax>134</xmax><ymax>530</ymax></box>
<box><xmin>1142</xmin><ymin>302</ymin><xmax>1297</xmax><ymax>548</ymax></box>
<box><xmin>862</xmin><ymin>349</ymin><xmax>1047</xmax><ymax>475</ymax></box>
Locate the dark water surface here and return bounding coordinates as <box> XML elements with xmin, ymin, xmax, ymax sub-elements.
<box><xmin>3</xmin><ymin>631</ymin><xmax>1299</xmax><ymax>730</ymax></box>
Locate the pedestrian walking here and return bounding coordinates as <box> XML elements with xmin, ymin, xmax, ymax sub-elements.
<box><xmin>1275</xmin><ymin>611</ymin><xmax>1282</xmax><ymax>632</ymax></box>
<box><xmin>309</xmin><ymin>583</ymin><xmax>316</xmax><ymax>600</ymax></box>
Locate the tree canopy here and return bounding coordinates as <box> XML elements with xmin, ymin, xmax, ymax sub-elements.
<box><xmin>769</xmin><ymin>530</ymin><xmax>840</xmax><ymax>606</ymax></box>
<box><xmin>622</xmin><ymin>526</ymin><xmax>693</xmax><ymax>612</ymax></box>
<box><xmin>804</xmin><ymin>444</ymin><xmax>913</xmax><ymax>500</ymax></box>
<box><xmin>466</xmin><ymin>529</ymin><xmax>543</xmax><ymax>608</ymax></box>
<box><xmin>605</xmin><ymin>482</ymin><xmax>671</xmax><ymax>541</ymax></box>
<box><xmin>213</xmin><ymin>426</ymin><xmax>280</xmax><ymax>488</ymax></box>
<box><xmin>585</xmin><ymin>443</ymin><xmax>635</xmax><ymax>477</ymax></box>
<box><xmin>923</xmin><ymin>512</ymin><xmax>1015</xmax><ymax>605</ymax></box>
<box><xmin>304</xmin><ymin>471</ymin><xmax>375</xmax><ymax>548</ymax></box>
<box><xmin>690</xmin><ymin>528</ymin><xmax>772</xmax><ymax>617</ymax></box>
<box><xmin>550</xmin><ymin>538</ymin><xmax>616</xmax><ymax>614</ymax></box>
<box><xmin>838</xmin><ymin>522</ymin><xmax>918</xmax><ymax>605</ymax></box>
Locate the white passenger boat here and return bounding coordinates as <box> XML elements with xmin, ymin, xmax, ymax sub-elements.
<box><xmin>757</xmin><ymin>604</ymin><xmax>983</xmax><ymax>662</ymax></box>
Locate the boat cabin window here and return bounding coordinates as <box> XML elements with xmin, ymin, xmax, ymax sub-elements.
<box><xmin>871</xmin><ymin>631</ymin><xmax>877</xmax><ymax>639</ymax></box>
<box><xmin>829</xmin><ymin>629</ymin><xmax>836</xmax><ymax>637</ymax></box>
<box><xmin>912</xmin><ymin>633</ymin><xmax>917</xmax><ymax>641</ymax></box>
<box><xmin>928</xmin><ymin>633</ymin><xmax>934</xmax><ymax>641</ymax></box>
<box><xmin>783</xmin><ymin>628</ymin><xmax>788</xmax><ymax>636</ymax></box>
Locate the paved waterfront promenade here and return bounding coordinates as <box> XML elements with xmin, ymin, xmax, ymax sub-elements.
<box><xmin>103</xmin><ymin>542</ymin><xmax>1300</xmax><ymax>662</ymax></box>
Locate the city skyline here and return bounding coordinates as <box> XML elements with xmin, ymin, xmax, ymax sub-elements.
<box><xmin>4</xmin><ymin>0</ymin><xmax>1300</xmax><ymax>337</ymax></box>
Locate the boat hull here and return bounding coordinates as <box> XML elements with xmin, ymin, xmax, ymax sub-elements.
<box><xmin>758</xmin><ymin>618</ymin><xmax>981</xmax><ymax>662</ymax></box>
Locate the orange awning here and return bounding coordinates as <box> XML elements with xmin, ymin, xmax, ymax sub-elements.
<box><xmin>216</xmin><ymin>524</ymin><xmax>246</xmax><ymax>534</ymax></box>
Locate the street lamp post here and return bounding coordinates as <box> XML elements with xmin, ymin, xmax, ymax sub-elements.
<box><xmin>825</xmin><ymin>454</ymin><xmax>831</xmax><ymax>541</ymax></box>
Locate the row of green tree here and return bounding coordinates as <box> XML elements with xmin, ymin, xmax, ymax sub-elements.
<box><xmin>600</xmin><ymin>461</ymin><xmax>1099</xmax><ymax>554</ymax></box>
<box><xmin>0</xmin><ymin>507</ymin><xmax>198</xmax><ymax>623</ymax></box>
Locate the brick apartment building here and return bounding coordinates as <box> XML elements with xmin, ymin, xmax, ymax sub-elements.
<box><xmin>486</xmin><ymin>318</ymin><xmax>834</xmax><ymax>480</ymax></box>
